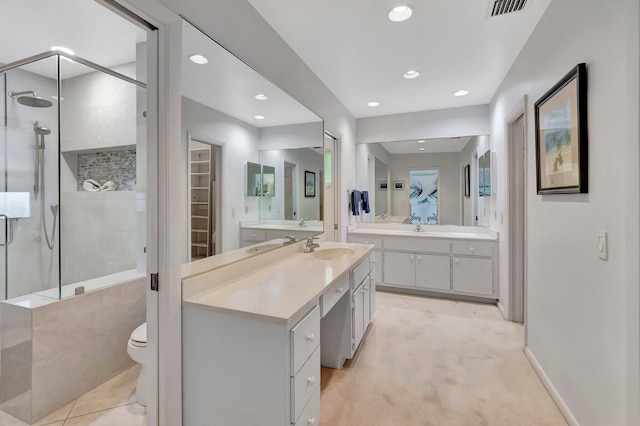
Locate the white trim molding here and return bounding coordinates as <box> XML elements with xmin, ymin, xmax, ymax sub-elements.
<box><xmin>524</xmin><ymin>347</ymin><xmax>579</xmax><ymax>426</ymax></box>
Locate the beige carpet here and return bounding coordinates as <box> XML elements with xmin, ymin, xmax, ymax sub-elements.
<box><xmin>320</xmin><ymin>291</ymin><xmax>567</xmax><ymax>426</ymax></box>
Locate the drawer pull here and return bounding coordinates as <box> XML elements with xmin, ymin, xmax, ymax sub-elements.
<box><xmin>337</xmin><ymin>287</ymin><xmax>343</xmax><ymax>294</ymax></box>
<box><xmin>306</xmin><ymin>333</ymin><xmax>316</xmax><ymax>343</ymax></box>
<box><xmin>307</xmin><ymin>375</ymin><xmax>316</xmax><ymax>385</ymax></box>
<box><xmin>308</xmin><ymin>417</ymin><xmax>316</xmax><ymax>425</ymax></box>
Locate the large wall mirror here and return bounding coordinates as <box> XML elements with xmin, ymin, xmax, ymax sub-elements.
<box><xmin>181</xmin><ymin>21</ymin><xmax>324</xmax><ymax>263</ymax></box>
<box><xmin>356</xmin><ymin>135</ymin><xmax>492</xmax><ymax>227</ymax></box>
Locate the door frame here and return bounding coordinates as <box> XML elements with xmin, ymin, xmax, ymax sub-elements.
<box><xmin>505</xmin><ymin>96</ymin><xmax>528</xmax><ymax>327</ymax></box>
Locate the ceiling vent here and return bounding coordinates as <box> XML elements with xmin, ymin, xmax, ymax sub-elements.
<box><xmin>489</xmin><ymin>0</ymin><xmax>527</xmax><ymax>17</ymax></box>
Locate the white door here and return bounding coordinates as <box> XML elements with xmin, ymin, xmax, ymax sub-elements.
<box><xmin>383</xmin><ymin>252</ymin><xmax>415</xmax><ymax>286</ymax></box>
<box><xmin>415</xmin><ymin>254</ymin><xmax>450</xmax><ymax>291</ymax></box>
<box><xmin>452</xmin><ymin>257</ymin><xmax>493</xmax><ymax>296</ymax></box>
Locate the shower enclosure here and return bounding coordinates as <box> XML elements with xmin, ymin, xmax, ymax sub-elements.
<box><xmin>0</xmin><ymin>51</ymin><xmax>147</xmax><ymax>301</ymax></box>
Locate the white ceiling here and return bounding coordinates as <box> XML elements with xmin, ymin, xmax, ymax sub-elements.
<box><xmin>0</xmin><ymin>0</ymin><xmax>146</xmax><ymax>79</ymax></box>
<box><xmin>381</xmin><ymin>136</ymin><xmax>472</xmax><ymax>154</ymax></box>
<box><xmin>181</xmin><ymin>22</ymin><xmax>322</xmax><ymax>128</ymax></box>
<box><xmin>247</xmin><ymin>0</ymin><xmax>552</xmax><ymax>118</ymax></box>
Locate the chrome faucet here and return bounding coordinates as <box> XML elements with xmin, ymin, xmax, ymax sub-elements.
<box><xmin>303</xmin><ymin>236</ymin><xmax>320</xmax><ymax>253</ymax></box>
<box><xmin>413</xmin><ymin>222</ymin><xmax>425</xmax><ymax>232</ymax></box>
<box><xmin>298</xmin><ymin>217</ymin><xmax>308</xmax><ymax>227</ymax></box>
<box><xmin>283</xmin><ymin>235</ymin><xmax>296</xmax><ymax>244</ymax></box>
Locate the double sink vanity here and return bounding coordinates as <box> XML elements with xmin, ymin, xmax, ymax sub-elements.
<box><xmin>182</xmin><ymin>239</ymin><xmax>375</xmax><ymax>426</ymax></box>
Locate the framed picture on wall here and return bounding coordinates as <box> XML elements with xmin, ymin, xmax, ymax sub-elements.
<box><xmin>534</xmin><ymin>63</ymin><xmax>588</xmax><ymax>194</ymax></box>
<box><xmin>464</xmin><ymin>164</ymin><xmax>471</xmax><ymax>198</ymax></box>
<box><xmin>305</xmin><ymin>171</ymin><xmax>316</xmax><ymax>197</ymax></box>
<box><xmin>378</xmin><ymin>181</ymin><xmax>388</xmax><ymax>190</ymax></box>
<box><xmin>393</xmin><ymin>181</ymin><xmax>404</xmax><ymax>190</ymax></box>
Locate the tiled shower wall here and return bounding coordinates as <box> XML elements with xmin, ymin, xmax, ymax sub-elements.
<box><xmin>76</xmin><ymin>147</ymin><xmax>137</xmax><ymax>191</ymax></box>
<box><xmin>0</xmin><ymin>278</ymin><xmax>145</xmax><ymax>424</ymax></box>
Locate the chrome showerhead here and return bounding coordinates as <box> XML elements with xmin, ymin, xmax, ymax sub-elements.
<box><xmin>34</xmin><ymin>126</ymin><xmax>51</xmax><ymax>136</ymax></box>
<box><xmin>8</xmin><ymin>90</ymin><xmax>53</xmax><ymax>108</ymax></box>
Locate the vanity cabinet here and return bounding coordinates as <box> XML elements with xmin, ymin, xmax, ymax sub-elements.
<box><xmin>349</xmin><ymin>232</ymin><xmax>497</xmax><ymax>300</ymax></box>
<box><xmin>351</xmin><ymin>255</ymin><xmax>375</xmax><ymax>355</ymax></box>
<box><xmin>183</xmin><ymin>303</ymin><xmax>321</xmax><ymax>426</ymax></box>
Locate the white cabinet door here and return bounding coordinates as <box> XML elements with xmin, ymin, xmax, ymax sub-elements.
<box><xmin>363</xmin><ymin>280</ymin><xmax>371</xmax><ymax>325</ymax></box>
<box><xmin>415</xmin><ymin>254</ymin><xmax>450</xmax><ymax>291</ymax></box>
<box><xmin>369</xmin><ymin>275</ymin><xmax>376</xmax><ymax>318</ymax></box>
<box><xmin>353</xmin><ymin>283</ymin><xmax>365</xmax><ymax>350</ymax></box>
<box><xmin>452</xmin><ymin>257</ymin><xmax>493</xmax><ymax>296</ymax></box>
<box><xmin>384</xmin><ymin>251</ymin><xmax>415</xmax><ymax>286</ymax></box>
<box><xmin>373</xmin><ymin>251</ymin><xmax>382</xmax><ymax>283</ymax></box>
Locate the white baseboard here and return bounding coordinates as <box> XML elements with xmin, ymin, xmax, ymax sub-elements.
<box><xmin>524</xmin><ymin>347</ymin><xmax>579</xmax><ymax>426</ymax></box>
<box><xmin>497</xmin><ymin>301</ymin><xmax>508</xmax><ymax>320</ymax></box>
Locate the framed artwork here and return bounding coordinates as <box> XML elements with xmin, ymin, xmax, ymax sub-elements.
<box><xmin>464</xmin><ymin>164</ymin><xmax>470</xmax><ymax>198</ymax></box>
<box><xmin>304</xmin><ymin>171</ymin><xmax>316</xmax><ymax>197</ymax></box>
<box><xmin>393</xmin><ymin>181</ymin><xmax>404</xmax><ymax>190</ymax></box>
<box><xmin>534</xmin><ymin>63</ymin><xmax>588</xmax><ymax>194</ymax></box>
<box><xmin>378</xmin><ymin>181</ymin><xmax>388</xmax><ymax>190</ymax></box>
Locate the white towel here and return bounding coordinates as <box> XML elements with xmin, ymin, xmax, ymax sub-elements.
<box><xmin>83</xmin><ymin>179</ymin><xmax>101</xmax><ymax>191</ymax></box>
<box><xmin>101</xmin><ymin>181</ymin><xmax>115</xmax><ymax>191</ymax></box>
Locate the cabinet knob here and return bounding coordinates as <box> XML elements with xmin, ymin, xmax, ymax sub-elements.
<box><xmin>470</xmin><ymin>247</ymin><xmax>475</xmax><ymax>252</ymax></box>
<box><xmin>308</xmin><ymin>417</ymin><xmax>316</xmax><ymax>425</ymax></box>
<box><xmin>409</xmin><ymin>255</ymin><xmax>414</xmax><ymax>260</ymax></box>
<box><xmin>364</xmin><ymin>286</ymin><xmax>369</xmax><ymax>291</ymax></box>
<box><xmin>307</xmin><ymin>376</ymin><xmax>316</xmax><ymax>385</ymax></box>
<box><xmin>306</xmin><ymin>333</ymin><xmax>316</xmax><ymax>342</ymax></box>
<box><xmin>417</xmin><ymin>256</ymin><xmax>422</xmax><ymax>261</ymax></box>
<box><xmin>455</xmin><ymin>258</ymin><xmax>460</xmax><ymax>263</ymax></box>
<box><xmin>337</xmin><ymin>287</ymin><xmax>343</xmax><ymax>294</ymax></box>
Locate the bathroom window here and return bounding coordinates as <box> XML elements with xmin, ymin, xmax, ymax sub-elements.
<box><xmin>409</xmin><ymin>169</ymin><xmax>439</xmax><ymax>224</ymax></box>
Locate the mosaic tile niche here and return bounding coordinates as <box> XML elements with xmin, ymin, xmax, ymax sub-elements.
<box><xmin>77</xmin><ymin>147</ymin><xmax>136</xmax><ymax>191</ymax></box>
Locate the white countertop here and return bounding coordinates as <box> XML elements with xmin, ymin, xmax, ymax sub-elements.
<box><xmin>241</xmin><ymin>223</ymin><xmax>323</xmax><ymax>233</ymax></box>
<box><xmin>349</xmin><ymin>225</ymin><xmax>498</xmax><ymax>241</ymax></box>
<box><xmin>183</xmin><ymin>241</ymin><xmax>374</xmax><ymax>323</ymax></box>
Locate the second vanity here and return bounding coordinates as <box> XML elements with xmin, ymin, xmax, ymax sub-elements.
<box><xmin>348</xmin><ymin>224</ymin><xmax>499</xmax><ymax>300</ymax></box>
<box><xmin>182</xmin><ymin>240</ymin><xmax>375</xmax><ymax>426</ymax></box>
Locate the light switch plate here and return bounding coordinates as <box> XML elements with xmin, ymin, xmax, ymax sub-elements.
<box><xmin>597</xmin><ymin>231</ymin><xmax>608</xmax><ymax>260</ymax></box>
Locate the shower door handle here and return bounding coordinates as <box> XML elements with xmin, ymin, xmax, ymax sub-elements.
<box><xmin>0</xmin><ymin>214</ymin><xmax>15</xmax><ymax>246</ymax></box>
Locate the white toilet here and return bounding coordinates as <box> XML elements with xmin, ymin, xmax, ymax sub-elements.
<box><xmin>127</xmin><ymin>322</ymin><xmax>148</xmax><ymax>406</ymax></box>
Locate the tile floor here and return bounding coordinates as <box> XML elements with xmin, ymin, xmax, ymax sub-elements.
<box><xmin>0</xmin><ymin>365</ymin><xmax>145</xmax><ymax>426</ymax></box>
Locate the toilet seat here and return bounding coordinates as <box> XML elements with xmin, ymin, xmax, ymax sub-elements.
<box><xmin>130</xmin><ymin>323</ymin><xmax>147</xmax><ymax>347</ymax></box>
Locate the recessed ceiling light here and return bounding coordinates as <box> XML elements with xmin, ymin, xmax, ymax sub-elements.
<box><xmin>189</xmin><ymin>54</ymin><xmax>208</xmax><ymax>65</ymax></box>
<box><xmin>50</xmin><ymin>46</ymin><xmax>74</xmax><ymax>55</ymax></box>
<box><xmin>417</xmin><ymin>140</ymin><xmax>426</xmax><ymax>143</ymax></box>
<box><xmin>403</xmin><ymin>70</ymin><xmax>420</xmax><ymax>79</ymax></box>
<box><xmin>418</xmin><ymin>147</ymin><xmax>426</xmax><ymax>151</ymax></box>
<box><xmin>254</xmin><ymin>115</ymin><xmax>266</xmax><ymax>120</ymax></box>
<box><xmin>388</xmin><ymin>5</ymin><xmax>414</xmax><ymax>22</ymax></box>
<box><xmin>255</xmin><ymin>94</ymin><xmax>269</xmax><ymax>101</ymax></box>
<box><xmin>454</xmin><ymin>90</ymin><xmax>470</xmax><ymax>97</ymax></box>
<box><xmin>367</xmin><ymin>101</ymin><xmax>380</xmax><ymax>107</ymax></box>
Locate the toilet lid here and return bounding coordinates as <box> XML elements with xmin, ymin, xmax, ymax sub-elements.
<box><xmin>131</xmin><ymin>322</ymin><xmax>147</xmax><ymax>344</ymax></box>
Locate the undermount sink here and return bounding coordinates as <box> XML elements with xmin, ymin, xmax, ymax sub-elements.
<box><xmin>246</xmin><ymin>244</ymin><xmax>282</xmax><ymax>254</ymax></box>
<box><xmin>311</xmin><ymin>248</ymin><xmax>355</xmax><ymax>260</ymax></box>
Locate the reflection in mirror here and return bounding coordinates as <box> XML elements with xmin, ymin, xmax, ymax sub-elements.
<box><xmin>181</xmin><ymin>21</ymin><xmax>324</xmax><ymax>264</ymax></box>
<box><xmin>356</xmin><ymin>135</ymin><xmax>490</xmax><ymax>227</ymax></box>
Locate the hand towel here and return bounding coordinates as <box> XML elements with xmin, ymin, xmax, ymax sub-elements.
<box><xmin>351</xmin><ymin>190</ymin><xmax>361</xmax><ymax>216</ymax></box>
<box><xmin>101</xmin><ymin>181</ymin><xmax>115</xmax><ymax>191</ymax></box>
<box><xmin>83</xmin><ymin>179</ymin><xmax>101</xmax><ymax>192</ymax></box>
<box><xmin>361</xmin><ymin>190</ymin><xmax>371</xmax><ymax>213</ymax></box>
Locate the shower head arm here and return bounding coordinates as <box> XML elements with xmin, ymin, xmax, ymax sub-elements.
<box><xmin>8</xmin><ymin>90</ymin><xmax>37</xmax><ymax>98</ymax></box>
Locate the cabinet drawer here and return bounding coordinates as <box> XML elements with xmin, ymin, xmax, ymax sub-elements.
<box><xmin>348</xmin><ymin>235</ymin><xmax>382</xmax><ymax>249</ymax></box>
<box><xmin>291</xmin><ymin>347</ymin><xmax>320</xmax><ymax>423</ymax></box>
<box><xmin>294</xmin><ymin>389</ymin><xmax>320</xmax><ymax>426</ymax></box>
<box><xmin>452</xmin><ymin>241</ymin><xmax>494</xmax><ymax>257</ymax></box>
<box><xmin>384</xmin><ymin>237</ymin><xmax>450</xmax><ymax>254</ymax></box>
<box><xmin>320</xmin><ymin>274</ymin><xmax>348</xmax><ymax>317</ymax></box>
<box><xmin>290</xmin><ymin>306</ymin><xmax>320</xmax><ymax>375</ymax></box>
<box><xmin>352</xmin><ymin>257</ymin><xmax>371</xmax><ymax>289</ymax></box>
<box><xmin>240</xmin><ymin>229</ymin><xmax>266</xmax><ymax>242</ymax></box>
